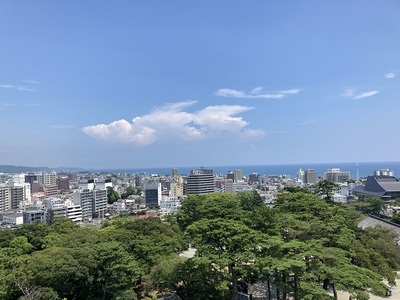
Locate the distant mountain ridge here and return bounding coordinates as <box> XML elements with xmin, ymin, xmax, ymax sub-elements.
<box><xmin>0</xmin><ymin>165</ymin><xmax>85</xmax><ymax>173</ymax></box>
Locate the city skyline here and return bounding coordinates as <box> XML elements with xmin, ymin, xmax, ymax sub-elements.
<box><xmin>1</xmin><ymin>1</ymin><xmax>399</xmax><ymax>169</ymax></box>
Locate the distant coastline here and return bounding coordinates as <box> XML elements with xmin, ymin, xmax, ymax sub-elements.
<box><xmin>96</xmin><ymin>161</ymin><xmax>400</xmax><ymax>178</ymax></box>
<box><xmin>2</xmin><ymin>161</ymin><xmax>399</xmax><ymax>179</ymax></box>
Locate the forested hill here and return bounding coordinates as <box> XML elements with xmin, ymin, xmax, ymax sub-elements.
<box><xmin>0</xmin><ymin>165</ymin><xmax>51</xmax><ymax>173</ymax></box>
<box><xmin>0</xmin><ymin>165</ymin><xmax>84</xmax><ymax>173</ymax></box>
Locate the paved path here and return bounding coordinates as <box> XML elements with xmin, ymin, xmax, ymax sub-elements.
<box><xmin>336</xmin><ymin>272</ymin><xmax>400</xmax><ymax>300</ymax></box>
<box><xmin>249</xmin><ymin>272</ymin><xmax>400</xmax><ymax>299</ymax></box>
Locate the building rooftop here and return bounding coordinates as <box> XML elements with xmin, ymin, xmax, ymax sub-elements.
<box><xmin>353</xmin><ymin>175</ymin><xmax>400</xmax><ymax>198</ymax></box>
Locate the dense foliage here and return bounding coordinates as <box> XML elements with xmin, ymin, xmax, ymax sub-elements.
<box><xmin>0</xmin><ymin>191</ymin><xmax>399</xmax><ymax>300</ymax></box>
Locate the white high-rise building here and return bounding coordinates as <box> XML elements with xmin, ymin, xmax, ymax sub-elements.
<box><xmin>297</xmin><ymin>169</ymin><xmax>305</xmax><ymax>182</ymax></box>
<box><xmin>234</xmin><ymin>169</ymin><xmax>244</xmax><ymax>183</ymax></box>
<box><xmin>73</xmin><ymin>180</ymin><xmax>107</xmax><ymax>221</ymax></box>
<box><xmin>65</xmin><ymin>200</ymin><xmax>82</xmax><ymax>223</ymax></box>
<box><xmin>96</xmin><ymin>179</ymin><xmax>113</xmax><ymax>190</ymax></box>
<box><xmin>323</xmin><ymin>168</ymin><xmax>350</xmax><ymax>183</ymax></box>
<box><xmin>37</xmin><ymin>172</ymin><xmax>57</xmax><ymax>186</ymax></box>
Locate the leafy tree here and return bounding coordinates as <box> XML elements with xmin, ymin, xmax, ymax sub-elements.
<box><xmin>276</xmin><ymin>192</ymin><xmax>331</xmax><ymax>223</ymax></box>
<box><xmin>236</xmin><ymin>190</ymin><xmax>264</xmax><ymax>211</ymax></box>
<box><xmin>312</xmin><ymin>180</ymin><xmax>339</xmax><ymax>201</ymax></box>
<box><xmin>283</xmin><ymin>186</ymin><xmax>311</xmax><ymax>194</ymax></box>
<box><xmin>0</xmin><ymin>228</ymin><xmax>16</xmax><ymax>248</ymax></box>
<box><xmin>27</xmin><ymin>247</ymin><xmax>96</xmax><ymax>299</ymax></box>
<box><xmin>92</xmin><ymin>241</ymin><xmax>141</xmax><ymax>299</ymax></box>
<box><xmin>177</xmin><ymin>193</ymin><xmax>243</xmax><ymax>230</ymax></box>
<box><xmin>350</xmin><ymin>225</ymin><xmax>400</xmax><ymax>285</ymax></box>
<box><xmin>101</xmin><ymin>218</ymin><xmax>183</xmax><ymax>270</ymax></box>
<box><xmin>14</xmin><ymin>222</ymin><xmax>51</xmax><ymax>251</ymax></box>
<box><xmin>186</xmin><ymin>218</ymin><xmax>263</xmax><ymax>300</ymax></box>
<box><xmin>143</xmin><ymin>256</ymin><xmax>185</xmax><ymax>295</ymax></box>
<box><xmin>351</xmin><ymin>196</ymin><xmax>385</xmax><ymax>215</ymax></box>
<box><xmin>18</xmin><ymin>287</ymin><xmax>59</xmax><ymax>300</ymax></box>
<box><xmin>176</xmin><ymin>194</ymin><xmax>206</xmax><ymax>230</ymax></box>
<box><xmin>107</xmin><ymin>186</ymin><xmax>120</xmax><ymax>204</ymax></box>
<box><xmin>49</xmin><ymin>218</ymin><xmax>78</xmax><ymax>233</ymax></box>
<box><xmin>121</xmin><ymin>186</ymin><xmax>143</xmax><ymax>199</ymax></box>
<box><xmin>243</xmin><ymin>205</ymin><xmax>278</xmax><ymax>235</ymax></box>
<box><xmin>0</xmin><ymin>237</ymin><xmax>34</xmax><ymax>299</ymax></box>
<box><xmin>121</xmin><ymin>186</ymin><xmax>134</xmax><ymax>199</ymax></box>
<box><xmin>173</xmin><ymin>257</ymin><xmax>230</xmax><ymax>300</ymax></box>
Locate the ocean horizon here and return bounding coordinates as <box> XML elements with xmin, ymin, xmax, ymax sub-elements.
<box><xmin>98</xmin><ymin>161</ymin><xmax>400</xmax><ymax>179</ymax></box>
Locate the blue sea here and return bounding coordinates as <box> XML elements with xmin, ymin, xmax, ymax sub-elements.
<box><xmin>101</xmin><ymin>161</ymin><xmax>400</xmax><ymax>179</ymax></box>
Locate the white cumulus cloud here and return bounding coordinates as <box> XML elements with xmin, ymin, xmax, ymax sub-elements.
<box><xmin>82</xmin><ymin>101</ymin><xmax>264</xmax><ymax>146</ymax></box>
<box><xmin>214</xmin><ymin>87</ymin><xmax>300</xmax><ymax>99</ymax></box>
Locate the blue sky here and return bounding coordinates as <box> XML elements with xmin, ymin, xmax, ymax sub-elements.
<box><xmin>1</xmin><ymin>1</ymin><xmax>399</xmax><ymax>169</ymax></box>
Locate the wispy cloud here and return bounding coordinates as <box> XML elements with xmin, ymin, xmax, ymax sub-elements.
<box><xmin>214</xmin><ymin>87</ymin><xmax>300</xmax><ymax>99</ymax></box>
<box><xmin>82</xmin><ymin>101</ymin><xmax>265</xmax><ymax>146</ymax></box>
<box><xmin>0</xmin><ymin>102</ymin><xmax>13</xmax><ymax>107</ymax></box>
<box><xmin>50</xmin><ymin>125</ymin><xmax>74</xmax><ymax>129</ymax></box>
<box><xmin>385</xmin><ymin>72</ymin><xmax>396</xmax><ymax>79</ymax></box>
<box><xmin>0</xmin><ymin>84</ymin><xmax>37</xmax><ymax>92</ymax></box>
<box><xmin>298</xmin><ymin>118</ymin><xmax>317</xmax><ymax>126</ymax></box>
<box><xmin>354</xmin><ymin>91</ymin><xmax>379</xmax><ymax>99</ymax></box>
<box><xmin>342</xmin><ymin>88</ymin><xmax>379</xmax><ymax>100</ymax></box>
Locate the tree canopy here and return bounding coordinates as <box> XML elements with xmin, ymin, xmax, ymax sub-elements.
<box><xmin>0</xmin><ymin>190</ymin><xmax>399</xmax><ymax>300</ymax></box>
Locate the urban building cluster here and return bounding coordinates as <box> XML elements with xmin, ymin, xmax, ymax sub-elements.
<box><xmin>0</xmin><ymin>166</ymin><xmax>398</xmax><ymax>227</ymax></box>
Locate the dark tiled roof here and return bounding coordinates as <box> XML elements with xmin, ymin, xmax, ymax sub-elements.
<box><xmin>354</xmin><ymin>176</ymin><xmax>400</xmax><ymax>196</ymax></box>
<box><xmin>358</xmin><ymin>215</ymin><xmax>400</xmax><ymax>238</ymax></box>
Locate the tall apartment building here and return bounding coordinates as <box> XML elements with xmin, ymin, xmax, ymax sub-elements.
<box><xmin>135</xmin><ymin>174</ymin><xmax>143</xmax><ymax>187</ymax></box>
<box><xmin>93</xmin><ymin>189</ymin><xmax>107</xmax><ymax>217</ymax></box>
<box><xmin>95</xmin><ymin>179</ymin><xmax>112</xmax><ymax>190</ymax></box>
<box><xmin>304</xmin><ymin>169</ymin><xmax>317</xmax><ymax>184</ymax></box>
<box><xmin>248</xmin><ymin>173</ymin><xmax>261</xmax><ymax>185</ymax></box>
<box><xmin>25</xmin><ymin>173</ymin><xmax>37</xmax><ymax>186</ymax></box>
<box><xmin>145</xmin><ymin>182</ymin><xmax>161</xmax><ymax>207</ymax></box>
<box><xmin>227</xmin><ymin>171</ymin><xmax>235</xmax><ymax>181</ymax></box>
<box><xmin>10</xmin><ymin>186</ymin><xmax>24</xmax><ymax>209</ymax></box>
<box><xmin>65</xmin><ymin>201</ymin><xmax>82</xmax><ymax>223</ymax></box>
<box><xmin>73</xmin><ymin>180</ymin><xmax>107</xmax><ymax>220</ymax></box>
<box><xmin>173</xmin><ymin>176</ymin><xmax>184</xmax><ymax>198</ymax></box>
<box><xmin>297</xmin><ymin>169</ymin><xmax>305</xmax><ymax>182</ymax></box>
<box><xmin>43</xmin><ymin>185</ymin><xmax>58</xmax><ymax>197</ymax></box>
<box><xmin>225</xmin><ymin>180</ymin><xmax>253</xmax><ymax>194</ymax></box>
<box><xmin>46</xmin><ymin>198</ymin><xmax>67</xmax><ymax>224</ymax></box>
<box><xmin>0</xmin><ymin>186</ymin><xmax>11</xmax><ymax>212</ymax></box>
<box><xmin>37</xmin><ymin>172</ymin><xmax>57</xmax><ymax>186</ymax></box>
<box><xmin>234</xmin><ymin>169</ymin><xmax>243</xmax><ymax>182</ymax></box>
<box><xmin>45</xmin><ymin>198</ymin><xmax>83</xmax><ymax>224</ymax></box>
<box><xmin>10</xmin><ymin>174</ymin><xmax>31</xmax><ymax>204</ymax></box>
<box><xmin>186</xmin><ymin>168</ymin><xmax>215</xmax><ymax>195</ymax></box>
<box><xmin>57</xmin><ymin>176</ymin><xmax>70</xmax><ymax>191</ymax></box>
<box><xmin>30</xmin><ymin>172</ymin><xmax>58</xmax><ymax>197</ymax></box>
<box><xmin>323</xmin><ymin>168</ymin><xmax>350</xmax><ymax>183</ymax></box>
